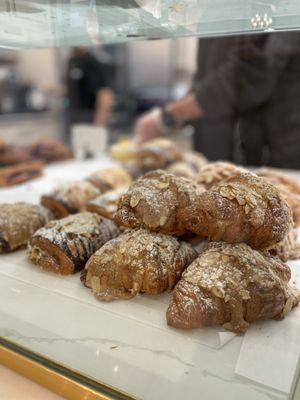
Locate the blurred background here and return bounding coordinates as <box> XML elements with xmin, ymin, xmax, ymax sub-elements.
<box><xmin>0</xmin><ymin>39</ymin><xmax>197</xmax><ymax>151</ymax></box>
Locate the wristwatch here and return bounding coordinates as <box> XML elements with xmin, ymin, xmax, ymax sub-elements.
<box><xmin>161</xmin><ymin>108</ymin><xmax>178</xmax><ymax>129</ymax></box>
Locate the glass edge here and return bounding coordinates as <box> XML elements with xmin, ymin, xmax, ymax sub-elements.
<box><xmin>0</xmin><ymin>337</ymin><xmax>137</xmax><ymax>400</ymax></box>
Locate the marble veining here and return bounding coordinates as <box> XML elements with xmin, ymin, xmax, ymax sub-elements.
<box><xmin>0</xmin><ymin>328</ymin><xmax>195</xmax><ymax>368</ymax></box>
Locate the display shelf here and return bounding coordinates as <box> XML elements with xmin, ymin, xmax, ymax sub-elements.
<box><xmin>0</xmin><ymin>1</ymin><xmax>300</xmax><ymax>49</ymax></box>
<box><xmin>0</xmin><ymin>159</ymin><xmax>299</xmax><ymax>400</ymax></box>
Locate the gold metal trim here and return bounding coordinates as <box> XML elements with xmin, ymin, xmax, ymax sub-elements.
<box><xmin>0</xmin><ymin>338</ymin><xmax>136</xmax><ymax>400</ymax></box>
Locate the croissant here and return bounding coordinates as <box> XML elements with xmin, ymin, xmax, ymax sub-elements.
<box><xmin>41</xmin><ymin>180</ymin><xmax>101</xmax><ymax>218</ymax></box>
<box><xmin>29</xmin><ymin>139</ymin><xmax>73</xmax><ymax>163</ymax></box>
<box><xmin>86</xmin><ymin>188</ymin><xmax>127</xmax><ymax>220</ymax></box>
<box><xmin>114</xmin><ymin>170</ymin><xmax>205</xmax><ymax>236</ymax></box>
<box><xmin>167</xmin><ymin>242</ymin><xmax>300</xmax><ymax>334</ymax></box>
<box><xmin>136</xmin><ymin>138</ymin><xmax>182</xmax><ymax>171</ymax></box>
<box><xmin>196</xmin><ymin>161</ymin><xmax>246</xmax><ymax>189</ymax></box>
<box><xmin>83</xmin><ymin>229</ymin><xmax>197</xmax><ymax>301</ymax></box>
<box><xmin>167</xmin><ymin>162</ymin><xmax>197</xmax><ymax>180</ymax></box>
<box><xmin>0</xmin><ymin>145</ymin><xmax>33</xmax><ymax>166</ymax></box>
<box><xmin>0</xmin><ymin>160</ymin><xmax>44</xmax><ymax>187</ymax></box>
<box><xmin>182</xmin><ymin>151</ymin><xmax>208</xmax><ymax>173</ymax></box>
<box><xmin>188</xmin><ymin>172</ymin><xmax>293</xmax><ymax>250</ymax></box>
<box><xmin>268</xmin><ymin>230</ymin><xmax>300</xmax><ymax>262</ymax></box>
<box><xmin>257</xmin><ymin>168</ymin><xmax>300</xmax><ymax>226</ymax></box>
<box><xmin>87</xmin><ymin>167</ymin><xmax>132</xmax><ymax>192</ymax></box>
<box><xmin>0</xmin><ymin>203</ymin><xmax>52</xmax><ymax>253</ymax></box>
<box><xmin>28</xmin><ymin>212</ymin><xmax>120</xmax><ymax>275</ymax></box>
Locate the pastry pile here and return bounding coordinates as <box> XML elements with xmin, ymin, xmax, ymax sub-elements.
<box><xmin>0</xmin><ymin>137</ymin><xmax>299</xmax><ymax>335</ymax></box>
<box><xmin>0</xmin><ymin>138</ymin><xmax>73</xmax><ymax>187</ymax></box>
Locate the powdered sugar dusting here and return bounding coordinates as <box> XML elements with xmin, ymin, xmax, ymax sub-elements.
<box><xmin>0</xmin><ymin>202</ymin><xmax>52</xmax><ymax>252</ymax></box>
<box><xmin>85</xmin><ymin>228</ymin><xmax>197</xmax><ymax>300</ymax></box>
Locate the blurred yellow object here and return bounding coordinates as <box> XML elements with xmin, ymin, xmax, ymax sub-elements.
<box><xmin>109</xmin><ymin>141</ymin><xmax>138</xmax><ymax>161</ymax></box>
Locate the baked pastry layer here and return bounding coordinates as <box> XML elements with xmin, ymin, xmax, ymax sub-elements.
<box><xmin>83</xmin><ymin>229</ymin><xmax>197</xmax><ymax>300</ymax></box>
<box><xmin>0</xmin><ymin>202</ymin><xmax>52</xmax><ymax>253</ymax></box>
<box><xmin>115</xmin><ymin>170</ymin><xmax>205</xmax><ymax>236</ymax></box>
<box><xmin>167</xmin><ymin>242</ymin><xmax>300</xmax><ymax>334</ymax></box>
<box><xmin>41</xmin><ymin>180</ymin><xmax>101</xmax><ymax>218</ymax></box>
<box><xmin>28</xmin><ymin>212</ymin><xmax>120</xmax><ymax>274</ymax></box>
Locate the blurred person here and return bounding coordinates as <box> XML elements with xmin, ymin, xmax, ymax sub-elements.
<box><xmin>134</xmin><ymin>32</ymin><xmax>300</xmax><ymax>169</ymax></box>
<box><xmin>67</xmin><ymin>47</ymin><xmax>115</xmax><ymax>127</ymax></box>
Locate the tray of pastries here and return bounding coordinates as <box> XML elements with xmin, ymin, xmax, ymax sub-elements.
<box><xmin>0</xmin><ymin>140</ymin><xmax>299</xmax><ymax>400</ymax></box>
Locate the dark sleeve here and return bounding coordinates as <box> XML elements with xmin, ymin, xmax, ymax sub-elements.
<box><xmin>193</xmin><ymin>32</ymin><xmax>299</xmax><ymax>118</ymax></box>
<box><xmin>84</xmin><ymin>55</ymin><xmax>115</xmax><ymax>93</ymax></box>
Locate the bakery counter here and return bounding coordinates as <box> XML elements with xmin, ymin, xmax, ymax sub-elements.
<box><xmin>0</xmin><ymin>158</ymin><xmax>299</xmax><ymax>400</ymax></box>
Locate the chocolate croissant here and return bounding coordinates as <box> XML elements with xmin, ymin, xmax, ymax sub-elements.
<box><xmin>83</xmin><ymin>229</ymin><xmax>197</xmax><ymax>301</ymax></box>
<box><xmin>0</xmin><ymin>160</ymin><xmax>44</xmax><ymax>187</ymax></box>
<box><xmin>188</xmin><ymin>172</ymin><xmax>293</xmax><ymax>250</ymax></box>
<box><xmin>28</xmin><ymin>212</ymin><xmax>120</xmax><ymax>275</ymax></box>
<box><xmin>86</xmin><ymin>188</ymin><xmax>127</xmax><ymax>220</ymax></box>
<box><xmin>167</xmin><ymin>242</ymin><xmax>300</xmax><ymax>334</ymax></box>
<box><xmin>115</xmin><ymin>170</ymin><xmax>205</xmax><ymax>236</ymax></box>
<box><xmin>0</xmin><ymin>145</ymin><xmax>33</xmax><ymax>166</ymax></box>
<box><xmin>29</xmin><ymin>138</ymin><xmax>73</xmax><ymax>163</ymax></box>
<box><xmin>196</xmin><ymin>161</ymin><xmax>246</xmax><ymax>189</ymax></box>
<box><xmin>41</xmin><ymin>180</ymin><xmax>101</xmax><ymax>219</ymax></box>
<box><xmin>0</xmin><ymin>203</ymin><xmax>52</xmax><ymax>253</ymax></box>
<box><xmin>87</xmin><ymin>167</ymin><xmax>132</xmax><ymax>192</ymax></box>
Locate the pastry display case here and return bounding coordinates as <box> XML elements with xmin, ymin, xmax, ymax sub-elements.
<box><xmin>0</xmin><ymin>2</ymin><xmax>300</xmax><ymax>400</ymax></box>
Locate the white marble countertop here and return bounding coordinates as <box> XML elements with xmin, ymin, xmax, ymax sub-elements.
<box><xmin>0</xmin><ymin>158</ymin><xmax>299</xmax><ymax>400</ymax></box>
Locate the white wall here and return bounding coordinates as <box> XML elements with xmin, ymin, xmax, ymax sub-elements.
<box><xmin>17</xmin><ymin>48</ymin><xmax>60</xmax><ymax>89</ymax></box>
<box><xmin>127</xmin><ymin>37</ymin><xmax>197</xmax><ymax>88</ymax></box>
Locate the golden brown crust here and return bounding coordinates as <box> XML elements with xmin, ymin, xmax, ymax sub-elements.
<box><xmin>83</xmin><ymin>229</ymin><xmax>197</xmax><ymax>300</ymax></box>
<box><xmin>87</xmin><ymin>167</ymin><xmax>132</xmax><ymax>192</ymax></box>
<box><xmin>196</xmin><ymin>161</ymin><xmax>247</xmax><ymax>189</ymax></box>
<box><xmin>257</xmin><ymin>168</ymin><xmax>300</xmax><ymax>226</ymax></box>
<box><xmin>28</xmin><ymin>212</ymin><xmax>120</xmax><ymax>275</ymax></box>
<box><xmin>167</xmin><ymin>242</ymin><xmax>300</xmax><ymax>334</ymax></box>
<box><xmin>0</xmin><ymin>203</ymin><xmax>52</xmax><ymax>253</ymax></box>
<box><xmin>0</xmin><ymin>161</ymin><xmax>44</xmax><ymax>187</ymax></box>
<box><xmin>41</xmin><ymin>180</ymin><xmax>101</xmax><ymax>219</ymax></box>
<box><xmin>188</xmin><ymin>172</ymin><xmax>293</xmax><ymax>250</ymax></box>
<box><xmin>86</xmin><ymin>188</ymin><xmax>127</xmax><ymax>220</ymax></box>
<box><xmin>115</xmin><ymin>170</ymin><xmax>205</xmax><ymax>236</ymax></box>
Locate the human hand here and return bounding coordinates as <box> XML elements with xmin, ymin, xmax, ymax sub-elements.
<box><xmin>134</xmin><ymin>108</ymin><xmax>169</xmax><ymax>146</ymax></box>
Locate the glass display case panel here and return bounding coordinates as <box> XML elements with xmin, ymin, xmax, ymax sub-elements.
<box><xmin>0</xmin><ymin>1</ymin><xmax>300</xmax><ymax>49</ymax></box>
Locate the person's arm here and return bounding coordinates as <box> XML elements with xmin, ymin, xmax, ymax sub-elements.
<box><xmin>94</xmin><ymin>87</ymin><xmax>115</xmax><ymax>126</ymax></box>
<box><xmin>194</xmin><ymin>32</ymin><xmax>299</xmax><ymax>118</ymax></box>
<box><xmin>135</xmin><ymin>32</ymin><xmax>298</xmax><ymax>145</ymax></box>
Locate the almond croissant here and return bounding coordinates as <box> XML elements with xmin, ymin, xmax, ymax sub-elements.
<box><xmin>167</xmin><ymin>242</ymin><xmax>300</xmax><ymax>334</ymax></box>
<box><xmin>114</xmin><ymin>170</ymin><xmax>205</xmax><ymax>236</ymax></box>
<box><xmin>195</xmin><ymin>161</ymin><xmax>246</xmax><ymax>189</ymax></box>
<box><xmin>188</xmin><ymin>172</ymin><xmax>293</xmax><ymax>250</ymax></box>
<box><xmin>257</xmin><ymin>168</ymin><xmax>300</xmax><ymax>226</ymax></box>
<box><xmin>83</xmin><ymin>229</ymin><xmax>197</xmax><ymax>301</ymax></box>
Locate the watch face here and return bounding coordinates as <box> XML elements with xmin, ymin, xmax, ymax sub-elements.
<box><xmin>162</xmin><ymin>110</ymin><xmax>176</xmax><ymax>128</ymax></box>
